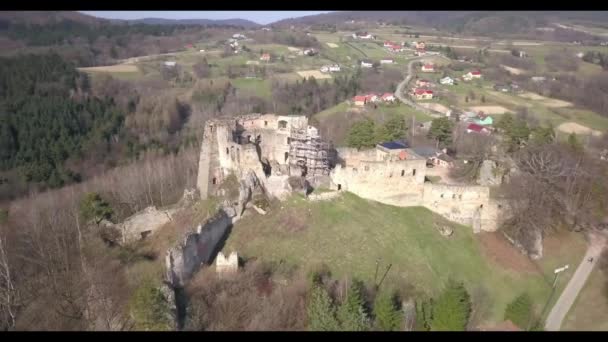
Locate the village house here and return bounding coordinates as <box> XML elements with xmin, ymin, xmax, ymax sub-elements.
<box><xmin>232</xmin><ymin>33</ymin><xmax>247</xmax><ymax>40</ymax></box>
<box><xmin>361</xmin><ymin>60</ymin><xmax>374</xmax><ymax>68</ymax></box>
<box><xmin>415</xmin><ymin>41</ymin><xmax>426</xmax><ymax>49</ymax></box>
<box><xmin>435</xmin><ymin>153</ymin><xmax>454</xmax><ymax>168</ymax></box>
<box><xmin>303</xmin><ymin>48</ymin><xmax>317</xmax><ymax>56</ymax></box>
<box><xmin>365</xmin><ymin>93</ymin><xmax>379</xmax><ymax>103</ymax></box>
<box><xmin>439</xmin><ymin>76</ymin><xmax>455</xmax><ymax>85</ymax></box>
<box><xmin>260</xmin><ymin>53</ymin><xmax>271</xmax><ymax>62</ymax></box>
<box><xmin>329</xmin><ymin>65</ymin><xmax>341</xmax><ymax>72</ymax></box>
<box><xmin>531</xmin><ymin>76</ymin><xmax>546</xmax><ymax>82</ymax></box>
<box><xmin>416</xmin><ymin>79</ymin><xmax>432</xmax><ymax>87</ymax></box>
<box><xmin>163</xmin><ymin>61</ymin><xmax>177</xmax><ymax>67</ymax></box>
<box><xmin>466</xmin><ymin>123</ymin><xmax>491</xmax><ymax>135</ymax></box>
<box><xmin>412</xmin><ymin>146</ymin><xmax>441</xmax><ymax>166</ymax></box>
<box><xmin>380</xmin><ymin>58</ymin><xmax>394</xmax><ymax>64</ymax></box>
<box><xmin>354</xmin><ymin>32</ymin><xmax>374</xmax><ymax>39</ymax></box>
<box><xmin>412</xmin><ymin>88</ymin><xmax>434</xmax><ymax>100</ymax></box>
<box><xmin>353</xmin><ymin>95</ymin><xmax>367</xmax><ymax>107</ymax></box>
<box><xmin>381</xmin><ymin>93</ymin><xmax>396</xmax><ymax>102</ymax></box>
<box><xmin>463</xmin><ymin>70</ymin><xmax>482</xmax><ymax>80</ymax></box>
<box><xmin>421</xmin><ymin>63</ymin><xmax>435</xmax><ymax>72</ymax></box>
<box><xmin>474</xmin><ymin>112</ymin><xmax>493</xmax><ymax>126</ymax></box>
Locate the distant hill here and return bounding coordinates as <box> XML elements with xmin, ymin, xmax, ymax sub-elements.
<box><xmin>271</xmin><ymin>11</ymin><xmax>608</xmax><ymax>36</ymax></box>
<box><xmin>0</xmin><ymin>11</ymin><xmax>106</xmax><ymax>26</ymax></box>
<box><xmin>117</xmin><ymin>17</ymin><xmax>261</xmax><ymax>29</ymax></box>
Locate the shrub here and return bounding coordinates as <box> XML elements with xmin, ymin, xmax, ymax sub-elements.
<box><xmin>129</xmin><ymin>279</ymin><xmax>173</xmax><ymax>331</ymax></box>
<box><xmin>504</xmin><ymin>293</ymin><xmax>533</xmax><ymax>329</ymax></box>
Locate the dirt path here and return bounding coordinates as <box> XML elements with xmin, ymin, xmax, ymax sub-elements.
<box><xmin>544</xmin><ymin>233</ymin><xmax>606</xmax><ymax>331</ymax></box>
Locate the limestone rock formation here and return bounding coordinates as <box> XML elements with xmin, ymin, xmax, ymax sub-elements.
<box><xmin>477</xmin><ymin>160</ymin><xmax>502</xmax><ymax>186</ymax></box>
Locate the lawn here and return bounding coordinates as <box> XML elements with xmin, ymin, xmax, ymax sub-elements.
<box><xmin>222</xmin><ymin>192</ymin><xmax>587</xmax><ymax>326</ymax></box>
<box><xmin>561</xmin><ymin>268</ymin><xmax>608</xmax><ymax>331</ymax></box>
<box><xmin>230</xmin><ymin>78</ymin><xmax>273</xmax><ymax>99</ymax></box>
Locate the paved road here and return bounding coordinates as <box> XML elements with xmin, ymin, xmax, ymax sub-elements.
<box><xmin>394</xmin><ymin>55</ymin><xmax>451</xmax><ymax>117</ymax></box>
<box><xmin>544</xmin><ymin>235</ymin><xmax>606</xmax><ymax>331</ymax></box>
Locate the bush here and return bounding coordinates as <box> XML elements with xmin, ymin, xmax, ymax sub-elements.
<box><xmin>504</xmin><ymin>293</ymin><xmax>533</xmax><ymax>329</ymax></box>
<box><xmin>129</xmin><ymin>279</ymin><xmax>173</xmax><ymax>331</ymax></box>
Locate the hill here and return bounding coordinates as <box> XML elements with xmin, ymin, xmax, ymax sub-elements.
<box><xmin>118</xmin><ymin>17</ymin><xmax>260</xmax><ymax>29</ymax></box>
<box><xmin>271</xmin><ymin>11</ymin><xmax>608</xmax><ymax>37</ymax></box>
<box><xmin>0</xmin><ymin>11</ymin><xmax>105</xmax><ymax>26</ymax></box>
<box><xmin>222</xmin><ymin>192</ymin><xmax>587</xmax><ymax>326</ymax></box>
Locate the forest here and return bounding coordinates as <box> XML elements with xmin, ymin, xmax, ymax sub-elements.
<box><xmin>0</xmin><ymin>53</ymin><xmax>123</xmax><ymax>192</ymax></box>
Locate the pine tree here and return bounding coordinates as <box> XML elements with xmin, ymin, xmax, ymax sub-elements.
<box><xmin>504</xmin><ymin>293</ymin><xmax>533</xmax><ymax>329</ymax></box>
<box><xmin>307</xmin><ymin>284</ymin><xmax>340</xmax><ymax>331</ymax></box>
<box><xmin>567</xmin><ymin>132</ymin><xmax>583</xmax><ymax>151</ymax></box>
<box><xmin>373</xmin><ymin>289</ymin><xmax>403</xmax><ymax>331</ymax></box>
<box><xmin>337</xmin><ymin>281</ymin><xmax>371</xmax><ymax>331</ymax></box>
<box><xmin>346</xmin><ymin>119</ymin><xmax>377</xmax><ymax>150</ymax></box>
<box><xmin>427</xmin><ymin>117</ymin><xmax>454</xmax><ymax>148</ymax></box>
<box><xmin>429</xmin><ymin>280</ymin><xmax>471</xmax><ymax>331</ymax></box>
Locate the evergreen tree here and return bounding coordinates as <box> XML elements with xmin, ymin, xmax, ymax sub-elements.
<box><xmin>504</xmin><ymin>293</ymin><xmax>533</xmax><ymax>330</ymax></box>
<box><xmin>307</xmin><ymin>284</ymin><xmax>340</xmax><ymax>331</ymax></box>
<box><xmin>80</xmin><ymin>192</ymin><xmax>114</xmax><ymax>224</ymax></box>
<box><xmin>373</xmin><ymin>289</ymin><xmax>403</xmax><ymax>331</ymax></box>
<box><xmin>346</xmin><ymin>119</ymin><xmax>377</xmax><ymax>150</ymax></box>
<box><xmin>427</xmin><ymin>117</ymin><xmax>454</xmax><ymax>148</ymax></box>
<box><xmin>567</xmin><ymin>132</ymin><xmax>583</xmax><ymax>151</ymax></box>
<box><xmin>429</xmin><ymin>280</ymin><xmax>471</xmax><ymax>331</ymax></box>
<box><xmin>337</xmin><ymin>280</ymin><xmax>371</xmax><ymax>331</ymax></box>
<box><xmin>129</xmin><ymin>279</ymin><xmax>173</xmax><ymax>331</ymax></box>
<box><xmin>531</xmin><ymin>125</ymin><xmax>555</xmax><ymax>145</ymax></box>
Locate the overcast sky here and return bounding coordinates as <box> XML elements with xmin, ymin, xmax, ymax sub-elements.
<box><xmin>80</xmin><ymin>11</ymin><xmax>333</xmax><ymax>25</ymax></box>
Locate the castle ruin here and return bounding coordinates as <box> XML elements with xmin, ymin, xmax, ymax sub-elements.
<box><xmin>196</xmin><ymin>113</ymin><xmax>502</xmax><ymax>232</ymax></box>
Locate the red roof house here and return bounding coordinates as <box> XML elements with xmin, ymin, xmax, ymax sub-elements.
<box><xmin>467</xmin><ymin>123</ymin><xmax>490</xmax><ymax>135</ymax></box>
<box><xmin>421</xmin><ymin>63</ymin><xmax>435</xmax><ymax>72</ymax></box>
<box><xmin>381</xmin><ymin>93</ymin><xmax>396</xmax><ymax>101</ymax></box>
<box><xmin>353</xmin><ymin>95</ymin><xmax>368</xmax><ymax>106</ymax></box>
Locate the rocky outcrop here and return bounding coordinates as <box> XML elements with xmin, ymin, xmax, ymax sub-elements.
<box><xmin>117</xmin><ymin>206</ymin><xmax>177</xmax><ymax>244</ymax></box>
<box><xmin>477</xmin><ymin>160</ymin><xmax>502</xmax><ymax>186</ymax></box>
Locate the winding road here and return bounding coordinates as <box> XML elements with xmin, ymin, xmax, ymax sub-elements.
<box><xmin>394</xmin><ymin>54</ymin><xmax>451</xmax><ymax>117</ymax></box>
<box><xmin>544</xmin><ymin>233</ymin><xmax>606</xmax><ymax>331</ymax></box>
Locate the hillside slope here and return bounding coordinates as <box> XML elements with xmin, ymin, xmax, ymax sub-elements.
<box><xmin>222</xmin><ymin>192</ymin><xmax>587</xmax><ymax>326</ymax></box>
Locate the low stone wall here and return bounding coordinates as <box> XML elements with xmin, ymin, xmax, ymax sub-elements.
<box><xmin>165</xmin><ymin>208</ymin><xmax>235</xmax><ymax>287</ymax></box>
<box><xmin>117</xmin><ymin>206</ymin><xmax>176</xmax><ymax>244</ymax></box>
<box><xmin>308</xmin><ymin>191</ymin><xmax>342</xmax><ymax>201</ymax></box>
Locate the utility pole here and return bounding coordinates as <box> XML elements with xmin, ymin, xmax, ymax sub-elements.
<box><xmin>533</xmin><ymin>264</ymin><xmax>569</xmax><ymax>331</ymax></box>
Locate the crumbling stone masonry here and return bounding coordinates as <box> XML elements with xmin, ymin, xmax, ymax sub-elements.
<box><xmin>196</xmin><ymin>114</ymin><xmax>333</xmax><ymax>200</ymax></box>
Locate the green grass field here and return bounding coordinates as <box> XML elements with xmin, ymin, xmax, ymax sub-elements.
<box><xmin>562</xmin><ymin>268</ymin><xmax>608</xmax><ymax>331</ymax></box>
<box><xmin>231</xmin><ymin>78</ymin><xmax>273</xmax><ymax>99</ymax></box>
<box><xmin>222</xmin><ymin>192</ymin><xmax>587</xmax><ymax>326</ymax></box>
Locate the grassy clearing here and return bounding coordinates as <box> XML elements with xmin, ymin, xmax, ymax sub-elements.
<box><xmin>562</xmin><ymin>268</ymin><xmax>608</xmax><ymax>331</ymax></box>
<box><xmin>223</xmin><ymin>192</ymin><xmax>586</xmax><ymax>326</ymax></box>
<box><xmin>231</xmin><ymin>78</ymin><xmax>273</xmax><ymax>99</ymax></box>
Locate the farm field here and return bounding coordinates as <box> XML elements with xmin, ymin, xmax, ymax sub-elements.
<box><xmin>222</xmin><ymin>192</ymin><xmax>587</xmax><ymax>326</ymax></box>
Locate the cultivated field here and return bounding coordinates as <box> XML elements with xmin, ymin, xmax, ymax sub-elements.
<box><xmin>418</xmin><ymin>102</ymin><xmax>451</xmax><ymax>114</ymax></box>
<box><xmin>500</xmin><ymin>64</ymin><xmax>525</xmax><ymax>75</ymax></box>
<box><xmin>469</xmin><ymin>105</ymin><xmax>512</xmax><ymax>114</ymax></box>
<box><xmin>326</xmin><ymin>43</ymin><xmax>339</xmax><ymax>48</ymax></box>
<box><xmin>223</xmin><ymin>192</ymin><xmax>587</xmax><ymax>326</ymax></box>
<box><xmin>297</xmin><ymin>69</ymin><xmax>332</xmax><ymax>79</ymax></box>
<box><xmin>519</xmin><ymin>92</ymin><xmax>573</xmax><ymax>108</ymax></box>
<box><xmin>287</xmin><ymin>46</ymin><xmax>301</xmax><ymax>52</ymax></box>
<box><xmin>557</xmin><ymin>122</ymin><xmax>603</xmax><ymax>136</ymax></box>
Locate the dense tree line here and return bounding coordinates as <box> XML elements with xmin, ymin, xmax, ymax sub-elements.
<box><xmin>0</xmin><ymin>53</ymin><xmax>123</xmax><ymax>189</ymax></box>
<box><xmin>582</xmin><ymin>51</ymin><xmax>608</xmax><ymax>70</ymax></box>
